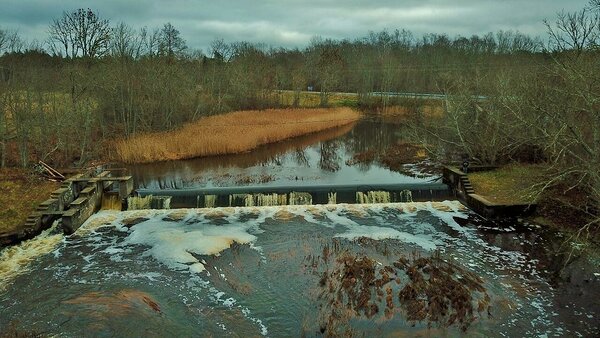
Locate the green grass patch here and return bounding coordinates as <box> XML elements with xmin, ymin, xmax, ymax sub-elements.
<box><xmin>468</xmin><ymin>164</ymin><xmax>546</xmax><ymax>205</ymax></box>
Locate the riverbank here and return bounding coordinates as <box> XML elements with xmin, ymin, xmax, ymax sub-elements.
<box><xmin>0</xmin><ymin>169</ymin><xmax>59</xmax><ymax>241</ymax></box>
<box><xmin>116</xmin><ymin>107</ymin><xmax>361</xmax><ymax>164</ymax></box>
<box><xmin>467</xmin><ymin>164</ymin><xmax>598</xmax><ymax>239</ymax></box>
<box><xmin>468</xmin><ymin>164</ymin><xmax>543</xmax><ymax>205</ymax></box>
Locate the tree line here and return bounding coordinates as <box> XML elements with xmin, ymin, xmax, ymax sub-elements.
<box><xmin>0</xmin><ymin>8</ymin><xmax>554</xmax><ymax>166</ymax></box>
<box><xmin>0</xmin><ymin>2</ymin><xmax>599</xmax><ymax>230</ymax></box>
<box><xmin>412</xmin><ymin>1</ymin><xmax>600</xmax><ymax>230</ymax></box>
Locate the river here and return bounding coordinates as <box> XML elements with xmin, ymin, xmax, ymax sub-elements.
<box><xmin>0</xmin><ymin>118</ymin><xmax>598</xmax><ymax>336</ymax></box>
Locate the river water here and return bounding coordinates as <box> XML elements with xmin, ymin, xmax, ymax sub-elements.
<box><xmin>128</xmin><ymin>119</ymin><xmax>435</xmax><ymax>191</ymax></box>
<box><xmin>0</xmin><ymin>119</ymin><xmax>598</xmax><ymax>336</ymax></box>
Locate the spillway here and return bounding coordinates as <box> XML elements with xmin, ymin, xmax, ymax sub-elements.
<box><xmin>133</xmin><ymin>182</ymin><xmax>449</xmax><ymax>209</ymax></box>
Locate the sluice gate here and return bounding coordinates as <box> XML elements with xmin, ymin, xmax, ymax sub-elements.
<box><xmin>2</xmin><ymin>169</ymin><xmax>135</xmax><ymax>247</ymax></box>
<box><xmin>133</xmin><ymin>182</ymin><xmax>451</xmax><ymax>209</ymax></box>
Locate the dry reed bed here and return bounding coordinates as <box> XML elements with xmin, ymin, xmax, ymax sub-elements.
<box><xmin>116</xmin><ymin>107</ymin><xmax>361</xmax><ymax>163</ymax></box>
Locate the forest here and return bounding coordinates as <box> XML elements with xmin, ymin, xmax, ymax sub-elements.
<box><xmin>0</xmin><ymin>2</ymin><xmax>599</xmax><ymax>229</ymax></box>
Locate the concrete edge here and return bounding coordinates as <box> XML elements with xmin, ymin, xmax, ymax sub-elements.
<box><xmin>443</xmin><ymin>166</ymin><xmax>537</xmax><ymax>219</ymax></box>
<box><xmin>0</xmin><ymin>169</ymin><xmax>134</xmax><ymax>247</ymax></box>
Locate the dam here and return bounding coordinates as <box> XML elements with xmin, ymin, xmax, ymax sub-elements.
<box><xmin>134</xmin><ymin>182</ymin><xmax>450</xmax><ymax>209</ymax></box>
<box><xmin>1</xmin><ymin>119</ymin><xmax>597</xmax><ymax>336</ymax></box>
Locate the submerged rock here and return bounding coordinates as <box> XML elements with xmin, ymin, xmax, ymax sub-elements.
<box><xmin>61</xmin><ymin>289</ymin><xmax>164</xmax><ymax>334</ymax></box>
<box><xmin>121</xmin><ymin>217</ymin><xmax>149</xmax><ymax>228</ymax></box>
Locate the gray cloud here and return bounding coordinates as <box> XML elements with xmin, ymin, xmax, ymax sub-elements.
<box><xmin>0</xmin><ymin>0</ymin><xmax>590</xmax><ymax>52</ymax></box>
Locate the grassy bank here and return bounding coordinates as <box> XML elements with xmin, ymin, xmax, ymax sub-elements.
<box><xmin>116</xmin><ymin>107</ymin><xmax>361</xmax><ymax>163</ymax></box>
<box><xmin>468</xmin><ymin>164</ymin><xmax>597</xmax><ymax>236</ymax></box>
<box><xmin>468</xmin><ymin>164</ymin><xmax>545</xmax><ymax>205</ymax></box>
<box><xmin>0</xmin><ymin>169</ymin><xmax>59</xmax><ymax>236</ymax></box>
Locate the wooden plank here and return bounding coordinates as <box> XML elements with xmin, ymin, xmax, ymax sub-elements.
<box><xmin>39</xmin><ymin>160</ymin><xmax>65</xmax><ymax>180</ymax></box>
<box><xmin>97</xmin><ymin>171</ymin><xmax>111</xmax><ymax>178</ymax></box>
<box><xmin>70</xmin><ymin>176</ymin><xmax>132</xmax><ymax>183</ymax></box>
<box><xmin>40</xmin><ymin>211</ymin><xmax>65</xmax><ymax>216</ymax></box>
<box><xmin>69</xmin><ymin>197</ymin><xmax>88</xmax><ymax>207</ymax></box>
<box><xmin>80</xmin><ymin>186</ymin><xmax>97</xmax><ymax>195</ymax></box>
<box><xmin>106</xmin><ymin>168</ymin><xmax>128</xmax><ymax>173</ymax></box>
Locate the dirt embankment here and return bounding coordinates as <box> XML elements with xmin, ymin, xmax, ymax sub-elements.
<box><xmin>0</xmin><ymin>169</ymin><xmax>59</xmax><ymax>238</ymax></box>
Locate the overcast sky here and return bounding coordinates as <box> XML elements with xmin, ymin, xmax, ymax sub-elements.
<box><xmin>0</xmin><ymin>0</ymin><xmax>591</xmax><ymax>52</ymax></box>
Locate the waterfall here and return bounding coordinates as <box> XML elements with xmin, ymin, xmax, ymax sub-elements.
<box><xmin>101</xmin><ymin>194</ymin><xmax>122</xmax><ymax>210</ymax></box>
<box><xmin>127</xmin><ymin>195</ymin><xmax>171</xmax><ymax>210</ymax></box>
<box><xmin>356</xmin><ymin>191</ymin><xmax>391</xmax><ymax>204</ymax></box>
<box><xmin>289</xmin><ymin>192</ymin><xmax>312</xmax><ymax>205</ymax></box>
<box><xmin>151</xmin><ymin>196</ymin><xmax>171</xmax><ymax>209</ymax></box>
<box><xmin>227</xmin><ymin>193</ymin><xmax>288</xmax><ymax>207</ymax></box>
<box><xmin>127</xmin><ymin>195</ymin><xmax>152</xmax><ymax>210</ymax></box>
<box><xmin>184</xmin><ymin>189</ymin><xmax>413</xmax><ymax>208</ymax></box>
<box><xmin>204</xmin><ymin>195</ymin><xmax>217</xmax><ymax>208</ymax></box>
<box><xmin>255</xmin><ymin>193</ymin><xmax>287</xmax><ymax>207</ymax></box>
<box><xmin>398</xmin><ymin>189</ymin><xmax>413</xmax><ymax>203</ymax></box>
<box><xmin>229</xmin><ymin>194</ymin><xmax>254</xmax><ymax>207</ymax></box>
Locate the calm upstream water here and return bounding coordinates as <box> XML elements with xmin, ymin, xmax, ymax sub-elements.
<box><xmin>128</xmin><ymin>119</ymin><xmax>435</xmax><ymax>191</ymax></box>
<box><xmin>1</xmin><ymin>120</ymin><xmax>598</xmax><ymax>336</ymax></box>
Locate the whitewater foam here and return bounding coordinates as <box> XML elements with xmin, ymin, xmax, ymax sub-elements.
<box><xmin>0</xmin><ymin>224</ymin><xmax>64</xmax><ymax>291</ymax></box>
<box><xmin>77</xmin><ymin>202</ymin><xmax>471</xmax><ymax>276</ymax></box>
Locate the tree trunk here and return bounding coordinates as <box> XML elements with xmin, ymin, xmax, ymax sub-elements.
<box><xmin>0</xmin><ymin>140</ymin><xmax>5</xmax><ymax>168</ymax></box>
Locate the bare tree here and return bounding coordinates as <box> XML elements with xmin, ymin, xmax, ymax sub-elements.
<box><xmin>48</xmin><ymin>12</ymin><xmax>75</xmax><ymax>57</ymax></box>
<box><xmin>110</xmin><ymin>22</ymin><xmax>143</xmax><ymax>59</ymax></box>
<box><xmin>496</xmin><ymin>30</ymin><xmax>542</xmax><ymax>54</ymax></box>
<box><xmin>489</xmin><ymin>6</ymin><xmax>600</xmax><ymax>232</ymax></box>
<box><xmin>307</xmin><ymin>38</ymin><xmax>345</xmax><ymax>107</ymax></box>
<box><xmin>48</xmin><ymin>8</ymin><xmax>110</xmax><ymax>58</ymax></box>
<box><xmin>0</xmin><ymin>28</ymin><xmax>24</xmax><ymax>167</ymax></box>
<box><xmin>545</xmin><ymin>9</ymin><xmax>599</xmax><ymax>53</ymax></box>
<box><xmin>210</xmin><ymin>38</ymin><xmax>233</xmax><ymax>61</ymax></box>
<box><xmin>0</xmin><ymin>28</ymin><xmax>24</xmax><ymax>54</ymax></box>
<box><xmin>0</xmin><ymin>29</ymin><xmax>6</xmax><ymax>54</ymax></box>
<box><xmin>0</xmin><ymin>81</ymin><xmax>11</xmax><ymax>167</ymax></box>
<box><xmin>158</xmin><ymin>23</ymin><xmax>187</xmax><ymax>58</ymax></box>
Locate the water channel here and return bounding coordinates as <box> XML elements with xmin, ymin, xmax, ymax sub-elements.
<box><xmin>0</xmin><ymin>118</ymin><xmax>598</xmax><ymax>336</ymax></box>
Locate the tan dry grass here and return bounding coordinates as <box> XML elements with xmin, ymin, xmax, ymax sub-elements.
<box><xmin>0</xmin><ymin>169</ymin><xmax>59</xmax><ymax>235</ymax></box>
<box><xmin>116</xmin><ymin>107</ymin><xmax>361</xmax><ymax>163</ymax></box>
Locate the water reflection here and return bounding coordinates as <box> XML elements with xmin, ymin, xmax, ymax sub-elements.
<box><xmin>318</xmin><ymin>140</ymin><xmax>341</xmax><ymax>172</ymax></box>
<box><xmin>294</xmin><ymin>149</ymin><xmax>309</xmax><ymax>167</ymax></box>
<box><xmin>129</xmin><ymin>119</ymin><xmax>431</xmax><ymax>190</ymax></box>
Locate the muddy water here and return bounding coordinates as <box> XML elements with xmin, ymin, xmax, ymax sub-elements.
<box><xmin>1</xmin><ymin>202</ymin><xmax>597</xmax><ymax>336</ymax></box>
<box><xmin>128</xmin><ymin>119</ymin><xmax>434</xmax><ymax>190</ymax></box>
